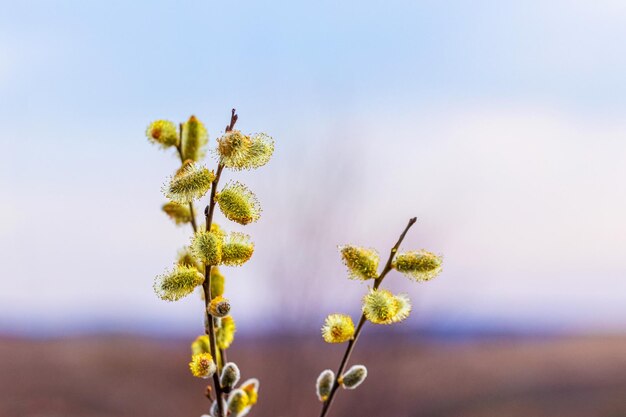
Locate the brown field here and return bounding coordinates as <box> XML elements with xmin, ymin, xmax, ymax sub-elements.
<box><xmin>1</xmin><ymin>334</ymin><xmax>625</xmax><ymax>417</ymax></box>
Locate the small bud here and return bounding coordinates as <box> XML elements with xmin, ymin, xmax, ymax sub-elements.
<box><xmin>209</xmin><ymin>295</ymin><xmax>231</xmax><ymax>317</ymax></box>
<box><xmin>162</xmin><ymin>201</ymin><xmax>193</xmax><ymax>225</ymax></box>
<box><xmin>215</xmin><ymin>182</ymin><xmax>261</xmax><ymax>225</ymax></box>
<box><xmin>393</xmin><ymin>250</ymin><xmax>443</xmax><ymax>282</ymax></box>
<box><xmin>189</xmin><ymin>353</ymin><xmax>217</xmax><ymax>379</ymax></box>
<box><xmin>210</xmin><ymin>266</ymin><xmax>225</xmax><ymax>298</ymax></box>
<box><xmin>153</xmin><ymin>265</ymin><xmax>204</xmax><ymax>301</ymax></box>
<box><xmin>182</xmin><ymin>115</ymin><xmax>209</xmax><ymax>162</ymax></box>
<box><xmin>191</xmin><ymin>335</ymin><xmax>211</xmax><ymax>355</ymax></box>
<box><xmin>316</xmin><ymin>369</ymin><xmax>335</xmax><ymax>402</ymax></box>
<box><xmin>220</xmin><ymin>362</ymin><xmax>241</xmax><ymax>389</ymax></box>
<box><xmin>362</xmin><ymin>289</ymin><xmax>399</xmax><ymax>324</ymax></box>
<box><xmin>240</xmin><ymin>378</ymin><xmax>259</xmax><ymax>406</ymax></box>
<box><xmin>227</xmin><ymin>389</ymin><xmax>250</xmax><ymax>416</ymax></box>
<box><xmin>321</xmin><ymin>314</ymin><xmax>355</xmax><ymax>343</ymax></box>
<box><xmin>191</xmin><ymin>230</ymin><xmax>223</xmax><ymax>265</ymax></box>
<box><xmin>339</xmin><ymin>245</ymin><xmax>379</xmax><ymax>280</ymax></box>
<box><xmin>146</xmin><ymin>120</ymin><xmax>179</xmax><ymax>148</ymax></box>
<box><xmin>216</xmin><ymin>316</ymin><xmax>236</xmax><ymax>349</ymax></box>
<box><xmin>209</xmin><ymin>400</ymin><xmax>226</xmax><ymax>417</ymax></box>
<box><xmin>165</xmin><ymin>163</ymin><xmax>215</xmax><ymax>204</ymax></box>
<box><xmin>339</xmin><ymin>365</ymin><xmax>367</xmax><ymax>389</ymax></box>
<box><xmin>221</xmin><ymin>232</ymin><xmax>255</xmax><ymax>266</ymax></box>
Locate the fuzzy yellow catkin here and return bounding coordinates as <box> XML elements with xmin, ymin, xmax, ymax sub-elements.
<box><xmin>189</xmin><ymin>352</ymin><xmax>217</xmax><ymax>379</ymax></box>
<box><xmin>162</xmin><ymin>201</ymin><xmax>192</xmax><ymax>225</ymax></box>
<box><xmin>391</xmin><ymin>293</ymin><xmax>412</xmax><ymax>323</ymax></box>
<box><xmin>165</xmin><ymin>163</ymin><xmax>215</xmax><ymax>204</ymax></box>
<box><xmin>216</xmin><ymin>316</ymin><xmax>236</xmax><ymax>349</ymax></box>
<box><xmin>177</xmin><ymin>247</ymin><xmax>203</xmax><ymax>274</ymax></box>
<box><xmin>191</xmin><ymin>230</ymin><xmax>223</xmax><ymax>265</ymax></box>
<box><xmin>220</xmin><ymin>362</ymin><xmax>241</xmax><ymax>389</ymax></box>
<box><xmin>316</xmin><ymin>369</ymin><xmax>335</xmax><ymax>402</ymax></box>
<box><xmin>191</xmin><ymin>335</ymin><xmax>211</xmax><ymax>355</ymax></box>
<box><xmin>217</xmin><ymin>130</ymin><xmax>251</xmax><ymax>165</ymax></box>
<box><xmin>146</xmin><ymin>120</ymin><xmax>179</xmax><ymax>148</ymax></box>
<box><xmin>226</xmin><ymin>389</ymin><xmax>250</xmax><ymax>417</ymax></box>
<box><xmin>240</xmin><ymin>378</ymin><xmax>259</xmax><ymax>406</ymax></box>
<box><xmin>208</xmin><ymin>295</ymin><xmax>231</xmax><ymax>317</ymax></box>
<box><xmin>181</xmin><ymin>115</ymin><xmax>209</xmax><ymax>162</ymax></box>
<box><xmin>339</xmin><ymin>365</ymin><xmax>367</xmax><ymax>389</ymax></box>
<box><xmin>215</xmin><ymin>182</ymin><xmax>261</xmax><ymax>225</ymax></box>
<box><xmin>393</xmin><ymin>250</ymin><xmax>443</xmax><ymax>282</ymax></box>
<box><xmin>362</xmin><ymin>289</ymin><xmax>399</xmax><ymax>324</ymax></box>
<box><xmin>154</xmin><ymin>265</ymin><xmax>204</xmax><ymax>301</ymax></box>
<box><xmin>237</xmin><ymin>133</ymin><xmax>274</xmax><ymax>170</ymax></box>
<box><xmin>338</xmin><ymin>245</ymin><xmax>379</xmax><ymax>280</ymax></box>
<box><xmin>210</xmin><ymin>266</ymin><xmax>225</xmax><ymax>298</ymax></box>
<box><xmin>321</xmin><ymin>314</ymin><xmax>355</xmax><ymax>343</ymax></box>
<box><xmin>216</xmin><ymin>130</ymin><xmax>275</xmax><ymax>170</ymax></box>
<box><xmin>221</xmin><ymin>232</ymin><xmax>255</xmax><ymax>266</ymax></box>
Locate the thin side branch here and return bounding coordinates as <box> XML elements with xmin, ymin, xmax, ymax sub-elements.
<box><xmin>319</xmin><ymin>217</ymin><xmax>417</xmax><ymax>417</ymax></box>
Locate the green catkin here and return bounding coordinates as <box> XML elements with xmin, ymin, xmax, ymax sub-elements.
<box><xmin>191</xmin><ymin>230</ymin><xmax>223</xmax><ymax>265</ymax></box>
<box><xmin>221</xmin><ymin>232</ymin><xmax>255</xmax><ymax>266</ymax></box>
<box><xmin>182</xmin><ymin>115</ymin><xmax>209</xmax><ymax>162</ymax></box>
<box><xmin>339</xmin><ymin>245</ymin><xmax>379</xmax><ymax>280</ymax></box>
<box><xmin>316</xmin><ymin>369</ymin><xmax>335</xmax><ymax>402</ymax></box>
<box><xmin>393</xmin><ymin>250</ymin><xmax>443</xmax><ymax>282</ymax></box>
<box><xmin>215</xmin><ymin>182</ymin><xmax>261</xmax><ymax>225</ymax></box>
<box><xmin>220</xmin><ymin>362</ymin><xmax>241</xmax><ymax>389</ymax></box>
<box><xmin>154</xmin><ymin>265</ymin><xmax>204</xmax><ymax>301</ymax></box>
<box><xmin>339</xmin><ymin>365</ymin><xmax>367</xmax><ymax>389</ymax></box>
<box><xmin>146</xmin><ymin>120</ymin><xmax>179</xmax><ymax>148</ymax></box>
<box><xmin>165</xmin><ymin>163</ymin><xmax>215</xmax><ymax>204</ymax></box>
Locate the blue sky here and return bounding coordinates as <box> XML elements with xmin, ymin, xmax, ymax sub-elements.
<box><xmin>1</xmin><ymin>1</ymin><xmax>625</xmax><ymax>336</ymax></box>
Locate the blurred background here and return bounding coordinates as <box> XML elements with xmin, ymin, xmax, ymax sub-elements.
<box><xmin>1</xmin><ymin>1</ymin><xmax>625</xmax><ymax>416</ymax></box>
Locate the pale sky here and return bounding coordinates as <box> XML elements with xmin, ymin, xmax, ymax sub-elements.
<box><xmin>1</xmin><ymin>0</ymin><xmax>625</xmax><ymax>336</ymax></box>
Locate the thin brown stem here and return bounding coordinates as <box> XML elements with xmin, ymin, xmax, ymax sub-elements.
<box><xmin>319</xmin><ymin>217</ymin><xmax>417</xmax><ymax>417</ymax></box>
<box><xmin>200</xmin><ymin>110</ymin><xmax>238</xmax><ymax>417</ymax></box>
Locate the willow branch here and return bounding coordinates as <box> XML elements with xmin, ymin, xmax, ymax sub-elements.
<box><xmin>201</xmin><ymin>109</ymin><xmax>238</xmax><ymax>417</ymax></box>
<box><xmin>319</xmin><ymin>217</ymin><xmax>417</xmax><ymax>417</ymax></box>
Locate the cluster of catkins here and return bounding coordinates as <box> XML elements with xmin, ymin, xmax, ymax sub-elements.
<box><xmin>316</xmin><ymin>243</ymin><xmax>443</xmax><ymax>404</ymax></box>
<box><xmin>146</xmin><ymin>114</ymin><xmax>273</xmax><ymax>417</ymax></box>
